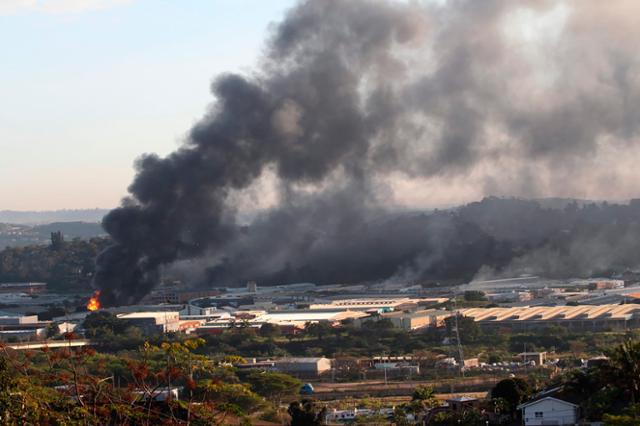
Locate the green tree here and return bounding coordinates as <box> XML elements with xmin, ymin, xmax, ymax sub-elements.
<box><xmin>45</xmin><ymin>322</ymin><xmax>59</xmax><ymax>339</ymax></box>
<box><xmin>362</xmin><ymin>318</ymin><xmax>395</xmax><ymax>330</ymax></box>
<box><xmin>198</xmin><ymin>382</ymin><xmax>264</xmax><ymax>414</ymax></box>
<box><xmin>463</xmin><ymin>290</ymin><xmax>487</xmax><ymax>302</ymax></box>
<box><xmin>0</xmin><ymin>357</ymin><xmax>14</xmax><ymax>421</ymax></box>
<box><xmin>603</xmin><ymin>404</ymin><xmax>640</xmax><ymax>426</ymax></box>
<box><xmin>304</xmin><ymin>322</ymin><xmax>333</xmax><ymax>341</ymax></box>
<box><xmin>0</xmin><ymin>336</ymin><xmax>279</xmax><ymax>425</ymax></box>
<box><xmin>392</xmin><ymin>406</ymin><xmax>413</xmax><ymax>426</ymax></box>
<box><xmin>242</xmin><ymin>371</ymin><xmax>301</xmax><ymax>404</ymax></box>
<box><xmin>602</xmin><ymin>339</ymin><xmax>640</xmax><ymax>403</ymax></box>
<box><xmin>82</xmin><ymin>311</ymin><xmax>126</xmax><ymax>338</ymax></box>
<box><xmin>487</xmin><ymin>352</ymin><xmax>503</xmax><ymax>364</ymax></box>
<box><xmin>288</xmin><ymin>399</ymin><xmax>326</xmax><ymax>426</ymax></box>
<box><xmin>259</xmin><ymin>323</ymin><xmax>281</xmax><ymax>338</ymax></box>
<box><xmin>491</xmin><ymin>377</ymin><xmax>532</xmax><ymax>414</ymax></box>
<box><xmin>220</xmin><ymin>355</ymin><xmax>247</xmax><ymax>365</ymax></box>
<box><xmin>445</xmin><ymin>314</ymin><xmax>481</xmax><ymax>344</ymax></box>
<box><xmin>50</xmin><ymin>231</ymin><xmax>65</xmax><ymax>251</ymax></box>
<box><xmin>405</xmin><ymin>385</ymin><xmax>439</xmax><ymax>416</ymax></box>
<box><xmin>412</xmin><ymin>385</ymin><xmax>438</xmax><ymax>406</ymax></box>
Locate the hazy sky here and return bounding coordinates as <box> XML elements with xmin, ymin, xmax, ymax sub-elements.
<box><xmin>0</xmin><ymin>0</ymin><xmax>294</xmax><ymax>210</ymax></box>
<box><xmin>4</xmin><ymin>1</ymin><xmax>640</xmax><ymax>212</ymax></box>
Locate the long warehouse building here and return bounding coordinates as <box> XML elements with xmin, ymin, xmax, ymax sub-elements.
<box><xmin>460</xmin><ymin>304</ymin><xmax>640</xmax><ymax>331</ymax></box>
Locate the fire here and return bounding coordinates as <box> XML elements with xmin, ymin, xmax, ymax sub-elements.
<box><xmin>87</xmin><ymin>291</ymin><xmax>101</xmax><ymax>311</ymax></box>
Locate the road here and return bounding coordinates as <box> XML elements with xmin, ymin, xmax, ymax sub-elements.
<box><xmin>4</xmin><ymin>339</ymin><xmax>94</xmax><ymax>351</ymax></box>
<box><xmin>311</xmin><ymin>376</ymin><xmax>499</xmax><ymax>400</ymax></box>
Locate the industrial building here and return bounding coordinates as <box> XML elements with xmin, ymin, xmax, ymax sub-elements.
<box><xmin>117</xmin><ymin>312</ymin><xmax>180</xmax><ymax>334</ymax></box>
<box><xmin>273</xmin><ymin>357</ymin><xmax>332</xmax><ymax>377</ymax></box>
<box><xmin>232</xmin><ymin>357</ymin><xmax>332</xmax><ymax>377</ymax></box>
<box><xmin>307</xmin><ymin>297</ymin><xmax>447</xmax><ymax>312</ymax></box>
<box><xmin>485</xmin><ymin>291</ymin><xmax>533</xmax><ymax>303</ymax></box>
<box><xmin>354</xmin><ymin>309</ymin><xmax>449</xmax><ymax>330</ymax></box>
<box><xmin>519</xmin><ymin>352</ymin><xmax>547</xmax><ymax>366</ymax></box>
<box><xmin>0</xmin><ymin>315</ymin><xmax>39</xmax><ymax>325</ymax></box>
<box><xmin>0</xmin><ymin>314</ymin><xmax>49</xmax><ymax>341</ymax></box>
<box><xmin>584</xmin><ymin>279</ymin><xmax>624</xmax><ymax>290</ymax></box>
<box><xmin>144</xmin><ymin>289</ymin><xmax>221</xmax><ymax>304</ymax></box>
<box><xmin>194</xmin><ymin>308</ymin><xmax>369</xmax><ymax>335</ymax></box>
<box><xmin>460</xmin><ymin>304</ymin><xmax>640</xmax><ymax>331</ymax></box>
<box><xmin>0</xmin><ymin>282</ymin><xmax>47</xmax><ymax>294</ymax></box>
<box><xmin>255</xmin><ymin>309</ymin><xmax>369</xmax><ymax>326</ymax></box>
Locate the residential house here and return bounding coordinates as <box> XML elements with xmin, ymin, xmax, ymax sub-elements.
<box><xmin>518</xmin><ymin>397</ymin><xmax>579</xmax><ymax>426</ymax></box>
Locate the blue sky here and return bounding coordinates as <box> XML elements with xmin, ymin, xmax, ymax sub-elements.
<box><xmin>0</xmin><ymin>0</ymin><xmax>295</xmax><ymax>210</ymax></box>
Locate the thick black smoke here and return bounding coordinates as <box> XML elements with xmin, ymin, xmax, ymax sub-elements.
<box><xmin>467</xmin><ymin>198</ymin><xmax>640</xmax><ymax>280</ymax></box>
<box><xmin>95</xmin><ymin>0</ymin><xmax>640</xmax><ymax>306</ymax></box>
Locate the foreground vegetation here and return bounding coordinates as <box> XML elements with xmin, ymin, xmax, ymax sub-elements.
<box><xmin>1</xmin><ymin>334</ymin><xmax>639</xmax><ymax>424</ymax></box>
<box><xmin>0</xmin><ymin>336</ymin><xmax>305</xmax><ymax>425</ymax></box>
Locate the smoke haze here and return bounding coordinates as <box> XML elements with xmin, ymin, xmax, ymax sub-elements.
<box><xmin>94</xmin><ymin>0</ymin><xmax>640</xmax><ymax>305</ymax></box>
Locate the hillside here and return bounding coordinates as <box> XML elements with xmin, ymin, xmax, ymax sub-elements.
<box><xmin>0</xmin><ymin>237</ymin><xmax>111</xmax><ymax>292</ymax></box>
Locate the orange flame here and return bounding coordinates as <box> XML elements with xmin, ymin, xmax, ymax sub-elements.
<box><xmin>87</xmin><ymin>291</ymin><xmax>101</xmax><ymax>311</ymax></box>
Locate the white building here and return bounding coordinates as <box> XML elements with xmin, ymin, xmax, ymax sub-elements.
<box><xmin>57</xmin><ymin>322</ymin><xmax>77</xmax><ymax>334</ymax></box>
<box><xmin>518</xmin><ymin>397</ymin><xmax>579</xmax><ymax>426</ymax></box>
<box><xmin>325</xmin><ymin>408</ymin><xmax>396</xmax><ymax>423</ymax></box>
<box><xmin>117</xmin><ymin>312</ymin><xmax>180</xmax><ymax>334</ymax></box>
<box><xmin>0</xmin><ymin>315</ymin><xmax>38</xmax><ymax>325</ymax></box>
<box><xmin>486</xmin><ymin>290</ymin><xmax>532</xmax><ymax>303</ymax></box>
<box><xmin>308</xmin><ymin>297</ymin><xmax>447</xmax><ymax>311</ymax></box>
<box><xmin>274</xmin><ymin>357</ymin><xmax>332</xmax><ymax>376</ymax></box>
<box><xmin>179</xmin><ymin>304</ymin><xmax>221</xmax><ymax>317</ymax></box>
<box><xmin>253</xmin><ymin>310</ymin><xmax>369</xmax><ymax>327</ymax></box>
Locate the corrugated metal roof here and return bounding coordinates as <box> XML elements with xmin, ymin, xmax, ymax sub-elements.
<box><xmin>460</xmin><ymin>304</ymin><xmax>640</xmax><ymax>322</ymax></box>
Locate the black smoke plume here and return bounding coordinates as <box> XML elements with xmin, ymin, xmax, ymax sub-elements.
<box><xmin>94</xmin><ymin>0</ymin><xmax>640</xmax><ymax>306</ymax></box>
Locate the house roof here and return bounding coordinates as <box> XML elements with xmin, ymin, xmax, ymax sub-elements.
<box><xmin>517</xmin><ymin>396</ymin><xmax>578</xmax><ymax>410</ymax></box>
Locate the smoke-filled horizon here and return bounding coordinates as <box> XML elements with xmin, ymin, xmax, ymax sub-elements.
<box><xmin>94</xmin><ymin>0</ymin><xmax>640</xmax><ymax>306</ymax></box>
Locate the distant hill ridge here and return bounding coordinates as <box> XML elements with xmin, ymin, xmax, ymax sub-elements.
<box><xmin>0</xmin><ymin>199</ymin><xmax>625</xmax><ymax>225</ymax></box>
<box><xmin>0</xmin><ymin>209</ymin><xmax>109</xmax><ymax>225</ymax></box>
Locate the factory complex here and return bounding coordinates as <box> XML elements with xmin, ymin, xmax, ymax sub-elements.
<box><xmin>0</xmin><ymin>277</ymin><xmax>640</xmax><ymax>342</ymax></box>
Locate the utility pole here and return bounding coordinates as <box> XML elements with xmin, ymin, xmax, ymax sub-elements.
<box><xmin>384</xmin><ymin>363</ymin><xmax>387</xmax><ymax>386</ymax></box>
<box><xmin>452</xmin><ymin>296</ymin><xmax>465</xmax><ymax>378</ymax></box>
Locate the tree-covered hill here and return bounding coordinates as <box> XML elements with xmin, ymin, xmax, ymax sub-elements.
<box><xmin>0</xmin><ymin>221</ymin><xmax>106</xmax><ymax>249</ymax></box>
<box><xmin>0</xmin><ymin>237</ymin><xmax>110</xmax><ymax>292</ymax></box>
